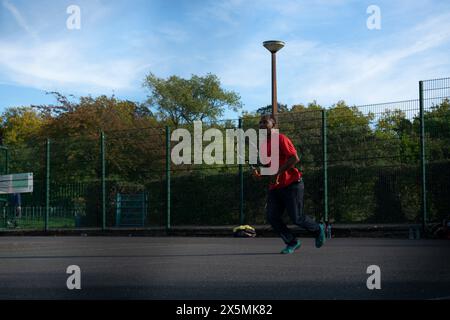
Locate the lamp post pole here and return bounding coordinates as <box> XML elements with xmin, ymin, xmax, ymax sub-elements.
<box><xmin>271</xmin><ymin>52</ymin><xmax>277</xmax><ymax>115</ymax></box>
<box><xmin>263</xmin><ymin>40</ymin><xmax>285</xmax><ymax>118</ymax></box>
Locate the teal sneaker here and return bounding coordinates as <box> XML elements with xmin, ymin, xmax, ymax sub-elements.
<box><xmin>315</xmin><ymin>223</ymin><xmax>326</xmax><ymax>248</ymax></box>
<box><xmin>280</xmin><ymin>240</ymin><xmax>302</xmax><ymax>254</ymax></box>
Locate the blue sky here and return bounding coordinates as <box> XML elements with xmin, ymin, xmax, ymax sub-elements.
<box><xmin>1</xmin><ymin>0</ymin><xmax>450</xmax><ymax>119</ymax></box>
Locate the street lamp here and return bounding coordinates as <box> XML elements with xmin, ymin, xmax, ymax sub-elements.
<box><xmin>263</xmin><ymin>40</ymin><xmax>284</xmax><ymax>117</ymax></box>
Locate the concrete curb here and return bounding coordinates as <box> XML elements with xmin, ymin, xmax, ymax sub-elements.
<box><xmin>0</xmin><ymin>224</ymin><xmax>425</xmax><ymax>238</ymax></box>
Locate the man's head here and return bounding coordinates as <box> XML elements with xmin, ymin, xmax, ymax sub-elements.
<box><xmin>259</xmin><ymin>114</ymin><xmax>277</xmax><ymax>132</ymax></box>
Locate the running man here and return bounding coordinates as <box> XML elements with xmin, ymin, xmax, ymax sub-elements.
<box><xmin>253</xmin><ymin>114</ymin><xmax>326</xmax><ymax>254</ymax></box>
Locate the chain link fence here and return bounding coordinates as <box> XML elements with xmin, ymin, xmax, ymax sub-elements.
<box><xmin>0</xmin><ymin>78</ymin><xmax>449</xmax><ymax>230</ymax></box>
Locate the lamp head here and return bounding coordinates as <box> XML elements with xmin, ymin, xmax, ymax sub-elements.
<box><xmin>263</xmin><ymin>40</ymin><xmax>285</xmax><ymax>53</ymax></box>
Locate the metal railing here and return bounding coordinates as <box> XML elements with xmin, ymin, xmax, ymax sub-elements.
<box><xmin>0</xmin><ymin>77</ymin><xmax>449</xmax><ymax>232</ymax></box>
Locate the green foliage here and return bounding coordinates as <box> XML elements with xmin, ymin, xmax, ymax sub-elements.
<box><xmin>0</xmin><ymin>107</ymin><xmax>45</xmax><ymax>146</ymax></box>
<box><xmin>256</xmin><ymin>103</ymin><xmax>289</xmax><ymax>115</ymax></box>
<box><xmin>143</xmin><ymin>73</ymin><xmax>242</xmax><ymax>126</ymax></box>
<box><xmin>423</xmin><ymin>99</ymin><xmax>450</xmax><ymax>161</ymax></box>
<box><xmin>1</xmin><ymin>73</ymin><xmax>449</xmax><ymax>226</ymax></box>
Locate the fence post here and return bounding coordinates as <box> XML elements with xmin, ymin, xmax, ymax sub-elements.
<box><xmin>322</xmin><ymin>109</ymin><xmax>329</xmax><ymax>223</ymax></box>
<box><xmin>238</xmin><ymin>118</ymin><xmax>244</xmax><ymax>225</ymax></box>
<box><xmin>5</xmin><ymin>147</ymin><xmax>8</xmax><ymax>174</ymax></box>
<box><xmin>419</xmin><ymin>81</ymin><xmax>427</xmax><ymax>234</ymax></box>
<box><xmin>100</xmin><ymin>131</ymin><xmax>106</xmax><ymax>230</ymax></box>
<box><xmin>45</xmin><ymin>139</ymin><xmax>50</xmax><ymax>232</ymax></box>
<box><xmin>165</xmin><ymin>126</ymin><xmax>171</xmax><ymax>231</ymax></box>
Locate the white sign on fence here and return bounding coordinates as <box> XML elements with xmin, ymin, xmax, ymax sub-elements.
<box><xmin>0</xmin><ymin>173</ymin><xmax>33</xmax><ymax>194</ymax></box>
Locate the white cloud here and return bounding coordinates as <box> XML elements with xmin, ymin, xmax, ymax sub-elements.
<box><xmin>157</xmin><ymin>24</ymin><xmax>189</xmax><ymax>43</ymax></box>
<box><xmin>215</xmin><ymin>44</ymin><xmax>267</xmax><ymax>88</ymax></box>
<box><xmin>0</xmin><ymin>39</ymin><xmax>150</xmax><ymax>93</ymax></box>
<box><xmin>1</xmin><ymin>0</ymin><xmax>449</xmax><ymax>115</ymax></box>
<box><xmin>287</xmin><ymin>12</ymin><xmax>450</xmax><ymax>106</ymax></box>
<box><xmin>213</xmin><ymin>39</ymin><xmax>317</xmax><ymax>90</ymax></box>
<box><xmin>199</xmin><ymin>0</ymin><xmax>244</xmax><ymax>26</ymax></box>
<box><xmin>219</xmin><ymin>11</ymin><xmax>450</xmax><ymax>112</ymax></box>
<box><xmin>0</xmin><ymin>1</ymin><xmax>150</xmax><ymax>94</ymax></box>
<box><xmin>2</xmin><ymin>0</ymin><xmax>39</xmax><ymax>41</ymax></box>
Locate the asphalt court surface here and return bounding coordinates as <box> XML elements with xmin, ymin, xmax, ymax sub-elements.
<box><xmin>0</xmin><ymin>237</ymin><xmax>449</xmax><ymax>299</ymax></box>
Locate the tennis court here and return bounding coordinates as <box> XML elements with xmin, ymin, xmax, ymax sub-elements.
<box><xmin>1</xmin><ymin>236</ymin><xmax>449</xmax><ymax>300</ymax></box>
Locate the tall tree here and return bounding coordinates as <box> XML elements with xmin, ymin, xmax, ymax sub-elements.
<box><xmin>38</xmin><ymin>94</ymin><xmax>162</xmax><ymax>182</ymax></box>
<box><xmin>327</xmin><ymin>101</ymin><xmax>374</xmax><ymax>165</ymax></box>
<box><xmin>421</xmin><ymin>99</ymin><xmax>450</xmax><ymax>161</ymax></box>
<box><xmin>0</xmin><ymin>107</ymin><xmax>45</xmax><ymax>146</ymax></box>
<box><xmin>375</xmin><ymin>109</ymin><xmax>417</xmax><ymax>164</ymax></box>
<box><xmin>143</xmin><ymin>73</ymin><xmax>242</xmax><ymax>126</ymax></box>
<box><xmin>255</xmin><ymin>103</ymin><xmax>288</xmax><ymax>115</ymax></box>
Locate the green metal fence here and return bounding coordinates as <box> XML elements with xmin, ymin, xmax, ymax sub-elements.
<box><xmin>168</xmin><ymin>120</ymin><xmax>241</xmax><ymax>226</ymax></box>
<box><xmin>421</xmin><ymin>78</ymin><xmax>450</xmax><ymax>229</ymax></box>
<box><xmin>0</xmin><ymin>146</ymin><xmax>8</xmax><ymax>222</ymax></box>
<box><xmin>0</xmin><ymin>78</ymin><xmax>449</xmax><ymax>231</ymax></box>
